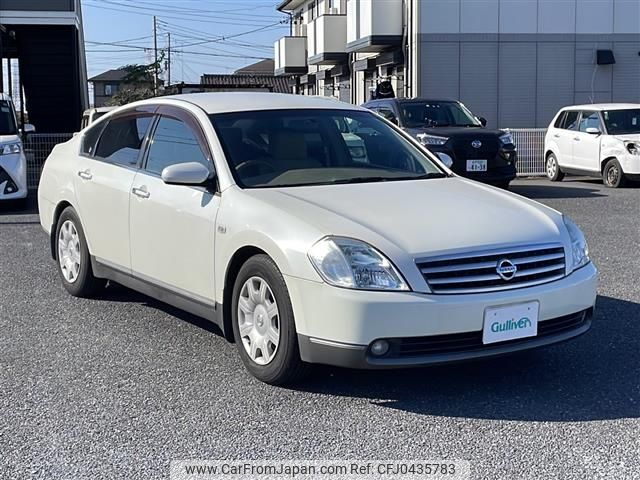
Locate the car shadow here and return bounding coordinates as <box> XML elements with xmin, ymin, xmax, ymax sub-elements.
<box><xmin>0</xmin><ymin>194</ymin><xmax>39</xmax><ymax>216</ymax></box>
<box><xmin>98</xmin><ymin>281</ymin><xmax>224</xmax><ymax>336</ymax></box>
<box><xmin>511</xmin><ymin>182</ymin><xmax>606</xmax><ymax>199</ymax></box>
<box><xmin>294</xmin><ymin>295</ymin><xmax>639</xmax><ymax>422</ymax></box>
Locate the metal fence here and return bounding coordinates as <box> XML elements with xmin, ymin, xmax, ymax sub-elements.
<box><xmin>24</xmin><ymin>133</ymin><xmax>74</xmax><ymax>189</ymax></box>
<box><xmin>510</xmin><ymin>128</ymin><xmax>548</xmax><ymax>177</ymax></box>
<box><xmin>21</xmin><ymin>129</ymin><xmax>549</xmax><ymax>190</ymax></box>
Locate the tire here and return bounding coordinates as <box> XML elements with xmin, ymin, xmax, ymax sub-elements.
<box><xmin>495</xmin><ymin>181</ymin><xmax>511</xmax><ymax>190</ymax></box>
<box><xmin>231</xmin><ymin>254</ymin><xmax>309</xmax><ymax>385</ymax></box>
<box><xmin>602</xmin><ymin>159</ymin><xmax>627</xmax><ymax>188</ymax></box>
<box><xmin>546</xmin><ymin>153</ymin><xmax>565</xmax><ymax>182</ymax></box>
<box><xmin>55</xmin><ymin>207</ymin><xmax>106</xmax><ymax>297</ymax></box>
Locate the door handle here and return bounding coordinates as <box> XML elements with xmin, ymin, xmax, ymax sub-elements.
<box><xmin>132</xmin><ymin>186</ymin><xmax>150</xmax><ymax>199</ymax></box>
<box><xmin>573</xmin><ymin>137</ymin><xmax>580</xmax><ymax>141</ymax></box>
<box><xmin>553</xmin><ymin>134</ymin><xmax>561</xmax><ymax>138</ymax></box>
<box><xmin>77</xmin><ymin>169</ymin><xmax>92</xmax><ymax>180</ymax></box>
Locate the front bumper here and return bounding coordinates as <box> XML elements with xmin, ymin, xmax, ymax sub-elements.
<box><xmin>0</xmin><ymin>152</ymin><xmax>28</xmax><ymax>200</ymax></box>
<box><xmin>286</xmin><ymin>262</ymin><xmax>597</xmax><ymax>369</ymax></box>
<box><xmin>430</xmin><ymin>145</ymin><xmax>517</xmax><ymax>185</ymax></box>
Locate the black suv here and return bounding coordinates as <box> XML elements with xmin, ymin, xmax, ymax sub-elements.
<box><xmin>362</xmin><ymin>98</ymin><xmax>517</xmax><ymax>188</ymax></box>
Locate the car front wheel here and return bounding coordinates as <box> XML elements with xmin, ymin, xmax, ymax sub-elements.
<box><xmin>55</xmin><ymin>207</ymin><xmax>106</xmax><ymax>297</ymax></box>
<box><xmin>231</xmin><ymin>254</ymin><xmax>309</xmax><ymax>385</ymax></box>
<box><xmin>603</xmin><ymin>159</ymin><xmax>627</xmax><ymax>188</ymax></box>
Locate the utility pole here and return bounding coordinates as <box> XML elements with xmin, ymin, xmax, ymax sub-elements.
<box><xmin>153</xmin><ymin>15</ymin><xmax>158</xmax><ymax>95</ymax></box>
<box><xmin>167</xmin><ymin>32</ymin><xmax>171</xmax><ymax>88</ymax></box>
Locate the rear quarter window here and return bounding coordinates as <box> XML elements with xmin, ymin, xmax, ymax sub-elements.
<box><xmin>81</xmin><ymin>122</ymin><xmax>105</xmax><ymax>156</ymax></box>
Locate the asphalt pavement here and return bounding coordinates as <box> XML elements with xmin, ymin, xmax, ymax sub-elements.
<box><xmin>1</xmin><ymin>178</ymin><xmax>639</xmax><ymax>480</ymax></box>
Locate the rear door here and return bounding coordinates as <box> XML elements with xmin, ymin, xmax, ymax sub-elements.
<box><xmin>74</xmin><ymin>107</ymin><xmax>155</xmax><ymax>271</ymax></box>
<box><xmin>552</xmin><ymin>110</ymin><xmax>580</xmax><ymax>169</ymax></box>
<box><xmin>573</xmin><ymin>110</ymin><xmax>603</xmax><ymax>172</ymax></box>
<box><xmin>129</xmin><ymin>106</ymin><xmax>219</xmax><ymax>302</ymax></box>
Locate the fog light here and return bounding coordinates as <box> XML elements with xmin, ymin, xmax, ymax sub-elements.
<box><xmin>370</xmin><ymin>339</ymin><xmax>390</xmax><ymax>357</ymax></box>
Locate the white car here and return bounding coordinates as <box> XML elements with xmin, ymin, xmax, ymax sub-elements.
<box><xmin>38</xmin><ymin>93</ymin><xmax>597</xmax><ymax>385</ymax></box>
<box><xmin>545</xmin><ymin>104</ymin><xmax>640</xmax><ymax>188</ymax></box>
<box><xmin>81</xmin><ymin>106</ymin><xmax>117</xmax><ymax>129</ymax></box>
<box><xmin>0</xmin><ymin>93</ymin><xmax>34</xmax><ymax>204</ymax></box>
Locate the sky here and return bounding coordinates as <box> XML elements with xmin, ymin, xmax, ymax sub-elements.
<box><xmin>82</xmin><ymin>0</ymin><xmax>289</xmax><ymax>83</ymax></box>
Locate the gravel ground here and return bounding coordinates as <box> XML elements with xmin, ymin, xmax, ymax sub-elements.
<box><xmin>1</xmin><ymin>178</ymin><xmax>639</xmax><ymax>480</ymax></box>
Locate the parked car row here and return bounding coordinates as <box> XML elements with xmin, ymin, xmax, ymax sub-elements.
<box><xmin>38</xmin><ymin>93</ymin><xmax>597</xmax><ymax>385</ymax></box>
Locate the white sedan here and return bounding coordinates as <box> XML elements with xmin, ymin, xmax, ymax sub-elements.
<box><xmin>38</xmin><ymin>93</ymin><xmax>597</xmax><ymax>385</ymax></box>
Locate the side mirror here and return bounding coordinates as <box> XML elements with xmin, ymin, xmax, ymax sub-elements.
<box><xmin>585</xmin><ymin>127</ymin><xmax>601</xmax><ymax>135</ymax></box>
<box><xmin>161</xmin><ymin>162</ymin><xmax>213</xmax><ymax>186</ymax></box>
<box><xmin>478</xmin><ymin>117</ymin><xmax>487</xmax><ymax>127</ymax></box>
<box><xmin>24</xmin><ymin>123</ymin><xmax>36</xmax><ymax>134</ymax></box>
<box><xmin>435</xmin><ymin>152</ymin><xmax>454</xmax><ymax>169</ymax></box>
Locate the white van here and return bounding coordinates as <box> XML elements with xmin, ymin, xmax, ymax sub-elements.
<box><xmin>544</xmin><ymin>104</ymin><xmax>640</xmax><ymax>188</ymax></box>
<box><xmin>0</xmin><ymin>93</ymin><xmax>35</xmax><ymax>204</ymax></box>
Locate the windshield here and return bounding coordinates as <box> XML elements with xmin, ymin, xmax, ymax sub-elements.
<box><xmin>400</xmin><ymin>101</ymin><xmax>481</xmax><ymax>128</ymax></box>
<box><xmin>210</xmin><ymin>109</ymin><xmax>446</xmax><ymax>188</ymax></box>
<box><xmin>602</xmin><ymin>109</ymin><xmax>640</xmax><ymax>135</ymax></box>
<box><xmin>0</xmin><ymin>100</ymin><xmax>18</xmax><ymax>135</ymax></box>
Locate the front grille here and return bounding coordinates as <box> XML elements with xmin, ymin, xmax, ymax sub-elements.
<box><xmin>451</xmin><ymin>136</ymin><xmax>500</xmax><ymax>162</ymax></box>
<box><xmin>387</xmin><ymin>309</ymin><xmax>590</xmax><ymax>358</ymax></box>
<box><xmin>417</xmin><ymin>244</ymin><xmax>566</xmax><ymax>294</ymax></box>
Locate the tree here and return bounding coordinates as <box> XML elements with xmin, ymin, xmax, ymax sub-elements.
<box><xmin>105</xmin><ymin>55</ymin><xmax>165</xmax><ymax>107</ymax></box>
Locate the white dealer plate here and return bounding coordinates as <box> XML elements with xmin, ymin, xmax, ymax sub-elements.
<box><xmin>467</xmin><ymin>159</ymin><xmax>487</xmax><ymax>172</ymax></box>
<box><xmin>483</xmin><ymin>301</ymin><xmax>539</xmax><ymax>345</ymax></box>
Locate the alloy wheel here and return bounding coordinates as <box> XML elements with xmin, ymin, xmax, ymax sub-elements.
<box><xmin>58</xmin><ymin>220</ymin><xmax>81</xmax><ymax>283</ymax></box>
<box><xmin>237</xmin><ymin>276</ymin><xmax>280</xmax><ymax>365</ymax></box>
<box><xmin>547</xmin><ymin>156</ymin><xmax>557</xmax><ymax>179</ymax></box>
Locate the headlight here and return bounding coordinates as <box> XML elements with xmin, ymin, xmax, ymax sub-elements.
<box><xmin>0</xmin><ymin>143</ymin><xmax>22</xmax><ymax>156</ymax></box>
<box><xmin>499</xmin><ymin>131</ymin><xmax>514</xmax><ymax>146</ymax></box>
<box><xmin>308</xmin><ymin>237</ymin><xmax>409</xmax><ymax>291</ymax></box>
<box><xmin>563</xmin><ymin>216</ymin><xmax>590</xmax><ymax>271</ymax></box>
<box><xmin>625</xmin><ymin>142</ymin><xmax>639</xmax><ymax>155</ymax></box>
<box><xmin>418</xmin><ymin>134</ymin><xmax>449</xmax><ymax>146</ymax></box>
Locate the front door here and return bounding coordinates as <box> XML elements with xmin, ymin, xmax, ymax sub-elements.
<box><xmin>129</xmin><ymin>108</ymin><xmax>219</xmax><ymax>303</ymax></box>
<box><xmin>573</xmin><ymin>111</ymin><xmax>603</xmax><ymax>172</ymax></box>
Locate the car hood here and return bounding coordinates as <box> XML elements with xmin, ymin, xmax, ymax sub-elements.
<box><xmin>249</xmin><ymin>177</ymin><xmax>565</xmax><ymax>259</ymax></box>
<box><xmin>613</xmin><ymin>133</ymin><xmax>640</xmax><ymax>142</ymax></box>
<box><xmin>0</xmin><ymin>134</ymin><xmax>21</xmax><ymax>145</ymax></box>
<box><xmin>403</xmin><ymin>126</ymin><xmax>505</xmax><ymax>138</ymax></box>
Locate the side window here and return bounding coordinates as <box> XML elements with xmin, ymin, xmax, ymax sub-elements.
<box><xmin>145</xmin><ymin>116</ymin><xmax>209</xmax><ymax>176</ymax></box>
<box><xmin>81</xmin><ymin>122</ymin><xmax>105</xmax><ymax>156</ymax></box>
<box><xmin>563</xmin><ymin>111</ymin><xmax>579</xmax><ymax>131</ymax></box>
<box><xmin>94</xmin><ymin>114</ymin><xmax>153</xmax><ymax>167</ymax></box>
<box><xmin>378</xmin><ymin>107</ymin><xmax>398</xmax><ymax>124</ymax></box>
<box><xmin>554</xmin><ymin>111</ymin><xmax>567</xmax><ymax>128</ymax></box>
<box><xmin>579</xmin><ymin>111</ymin><xmax>601</xmax><ymax>132</ymax></box>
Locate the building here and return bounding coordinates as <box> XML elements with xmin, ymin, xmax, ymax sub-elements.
<box><xmin>0</xmin><ymin>0</ymin><xmax>89</xmax><ymax>133</ymax></box>
<box><xmin>170</xmin><ymin>60</ymin><xmax>290</xmax><ymax>95</ymax></box>
<box><xmin>274</xmin><ymin>0</ymin><xmax>640</xmax><ymax>127</ymax></box>
<box><xmin>89</xmin><ymin>68</ymin><xmax>155</xmax><ymax>107</ymax></box>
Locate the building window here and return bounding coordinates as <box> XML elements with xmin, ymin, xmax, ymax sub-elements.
<box><xmin>104</xmin><ymin>84</ymin><xmax>118</xmax><ymax>96</ymax></box>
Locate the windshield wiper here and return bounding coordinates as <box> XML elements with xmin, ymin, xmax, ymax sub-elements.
<box><xmin>328</xmin><ymin>172</ymin><xmax>448</xmax><ymax>185</ymax></box>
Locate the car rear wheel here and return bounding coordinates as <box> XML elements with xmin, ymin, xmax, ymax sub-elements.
<box><xmin>603</xmin><ymin>159</ymin><xmax>627</xmax><ymax>188</ymax></box>
<box><xmin>55</xmin><ymin>207</ymin><xmax>106</xmax><ymax>297</ymax></box>
<box><xmin>546</xmin><ymin>153</ymin><xmax>564</xmax><ymax>182</ymax></box>
<box><xmin>231</xmin><ymin>254</ymin><xmax>309</xmax><ymax>385</ymax></box>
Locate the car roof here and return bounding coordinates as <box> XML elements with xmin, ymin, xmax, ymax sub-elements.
<box><xmin>561</xmin><ymin>103</ymin><xmax>640</xmax><ymax>111</ymax></box>
<box><xmin>137</xmin><ymin>92</ymin><xmax>365</xmax><ymax>115</ymax></box>
<box><xmin>83</xmin><ymin>106</ymin><xmax>118</xmax><ymax>115</ymax></box>
<box><xmin>365</xmin><ymin>98</ymin><xmax>458</xmax><ymax>104</ymax></box>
